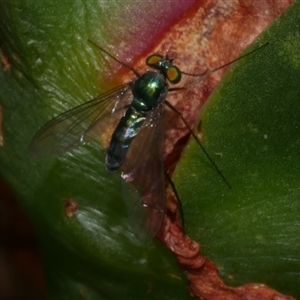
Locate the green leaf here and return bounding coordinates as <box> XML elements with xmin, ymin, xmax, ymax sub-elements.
<box><xmin>0</xmin><ymin>1</ymin><xmax>196</xmax><ymax>299</ymax></box>
<box><xmin>0</xmin><ymin>0</ymin><xmax>296</xmax><ymax>299</ymax></box>
<box><xmin>174</xmin><ymin>1</ymin><xmax>300</xmax><ymax>298</ymax></box>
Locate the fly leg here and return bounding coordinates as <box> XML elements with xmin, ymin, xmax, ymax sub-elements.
<box><xmin>164</xmin><ymin>170</ymin><xmax>185</xmax><ymax>228</ymax></box>
<box><xmin>164</xmin><ymin>100</ymin><xmax>231</xmax><ymax>189</ymax></box>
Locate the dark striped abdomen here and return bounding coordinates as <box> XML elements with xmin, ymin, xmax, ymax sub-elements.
<box><xmin>105</xmin><ymin>71</ymin><xmax>167</xmax><ymax>173</ymax></box>
<box><xmin>105</xmin><ymin>106</ymin><xmax>146</xmax><ymax>172</ymax></box>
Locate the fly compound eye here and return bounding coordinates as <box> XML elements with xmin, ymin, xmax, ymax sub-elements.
<box><xmin>167</xmin><ymin>66</ymin><xmax>181</xmax><ymax>84</ymax></box>
<box><xmin>146</xmin><ymin>54</ymin><xmax>163</xmax><ymax>69</ymax></box>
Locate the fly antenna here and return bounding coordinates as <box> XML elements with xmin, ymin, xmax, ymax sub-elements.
<box><xmin>183</xmin><ymin>42</ymin><xmax>270</xmax><ymax>88</ymax></box>
<box><xmin>167</xmin><ymin>42</ymin><xmax>269</xmax><ymax>187</ymax></box>
<box><xmin>88</xmin><ymin>39</ymin><xmax>140</xmax><ymax>77</ymax></box>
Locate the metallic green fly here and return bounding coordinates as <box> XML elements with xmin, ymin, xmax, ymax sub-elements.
<box><xmin>29</xmin><ymin>40</ymin><xmax>268</xmax><ymax>241</ymax></box>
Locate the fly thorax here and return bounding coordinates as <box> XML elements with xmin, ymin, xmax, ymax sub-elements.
<box><xmin>131</xmin><ymin>71</ymin><xmax>168</xmax><ymax>113</ymax></box>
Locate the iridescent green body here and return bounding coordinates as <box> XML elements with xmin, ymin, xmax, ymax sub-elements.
<box><xmin>29</xmin><ymin>40</ymin><xmax>264</xmax><ymax>241</ymax></box>
<box><xmin>106</xmin><ymin>71</ymin><xmax>168</xmax><ymax>172</ymax></box>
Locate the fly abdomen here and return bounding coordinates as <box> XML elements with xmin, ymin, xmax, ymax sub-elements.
<box><xmin>105</xmin><ymin>106</ymin><xmax>146</xmax><ymax>172</ymax></box>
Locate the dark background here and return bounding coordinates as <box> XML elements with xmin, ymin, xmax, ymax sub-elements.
<box><xmin>0</xmin><ymin>178</ymin><xmax>46</xmax><ymax>299</ymax></box>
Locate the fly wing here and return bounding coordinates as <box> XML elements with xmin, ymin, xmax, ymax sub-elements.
<box><xmin>29</xmin><ymin>84</ymin><xmax>132</xmax><ymax>157</ymax></box>
<box><xmin>121</xmin><ymin>106</ymin><xmax>165</xmax><ymax>242</ymax></box>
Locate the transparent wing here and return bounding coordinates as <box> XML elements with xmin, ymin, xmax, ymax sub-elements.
<box><xmin>121</xmin><ymin>106</ymin><xmax>165</xmax><ymax>242</ymax></box>
<box><xmin>29</xmin><ymin>84</ymin><xmax>132</xmax><ymax>157</ymax></box>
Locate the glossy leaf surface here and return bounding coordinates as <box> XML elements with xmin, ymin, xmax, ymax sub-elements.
<box><xmin>174</xmin><ymin>2</ymin><xmax>300</xmax><ymax>298</ymax></box>
<box><xmin>0</xmin><ymin>0</ymin><xmax>296</xmax><ymax>299</ymax></box>
<box><xmin>0</xmin><ymin>1</ymin><xmax>195</xmax><ymax>299</ymax></box>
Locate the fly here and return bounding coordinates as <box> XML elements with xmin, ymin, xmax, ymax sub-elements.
<box><xmin>29</xmin><ymin>40</ymin><xmax>268</xmax><ymax>241</ymax></box>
